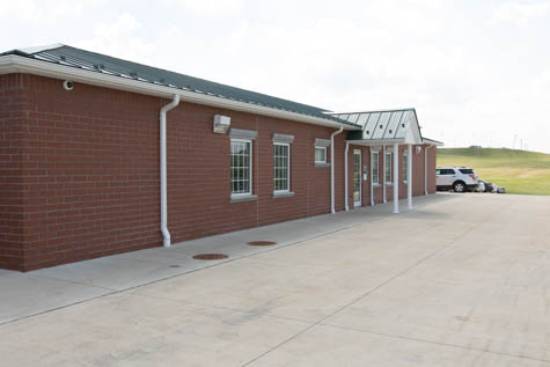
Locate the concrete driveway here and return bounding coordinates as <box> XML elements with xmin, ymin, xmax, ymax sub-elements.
<box><xmin>1</xmin><ymin>193</ymin><xmax>550</xmax><ymax>366</ymax></box>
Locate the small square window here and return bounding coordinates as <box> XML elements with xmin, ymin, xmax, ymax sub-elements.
<box><xmin>314</xmin><ymin>146</ymin><xmax>327</xmax><ymax>164</ymax></box>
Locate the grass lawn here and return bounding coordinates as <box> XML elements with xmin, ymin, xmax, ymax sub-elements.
<box><xmin>437</xmin><ymin>147</ymin><xmax>550</xmax><ymax>195</ymax></box>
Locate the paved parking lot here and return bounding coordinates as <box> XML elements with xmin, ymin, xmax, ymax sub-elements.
<box><xmin>1</xmin><ymin>193</ymin><xmax>550</xmax><ymax>366</ymax></box>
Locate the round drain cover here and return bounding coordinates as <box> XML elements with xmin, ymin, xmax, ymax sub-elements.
<box><xmin>247</xmin><ymin>240</ymin><xmax>277</xmax><ymax>246</ymax></box>
<box><xmin>192</xmin><ymin>253</ymin><xmax>228</xmax><ymax>260</ymax></box>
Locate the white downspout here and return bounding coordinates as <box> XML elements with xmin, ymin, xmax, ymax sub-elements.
<box><xmin>393</xmin><ymin>143</ymin><xmax>400</xmax><ymax>214</ymax></box>
<box><xmin>382</xmin><ymin>145</ymin><xmax>387</xmax><ymax>203</ymax></box>
<box><xmin>424</xmin><ymin>145</ymin><xmax>430</xmax><ymax>195</ymax></box>
<box><xmin>160</xmin><ymin>94</ymin><xmax>181</xmax><ymax>247</ymax></box>
<box><xmin>407</xmin><ymin>144</ymin><xmax>413</xmax><ymax>210</ymax></box>
<box><xmin>330</xmin><ymin>126</ymin><xmax>344</xmax><ymax>214</ymax></box>
<box><xmin>344</xmin><ymin>141</ymin><xmax>350</xmax><ymax>211</ymax></box>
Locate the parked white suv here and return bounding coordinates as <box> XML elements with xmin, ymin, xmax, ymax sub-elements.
<box><xmin>436</xmin><ymin>167</ymin><xmax>479</xmax><ymax>193</ymax></box>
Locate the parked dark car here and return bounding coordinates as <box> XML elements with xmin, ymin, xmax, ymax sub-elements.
<box><xmin>478</xmin><ymin>180</ymin><xmax>495</xmax><ymax>192</ymax></box>
<box><xmin>477</xmin><ymin>180</ymin><xmax>506</xmax><ymax>193</ymax></box>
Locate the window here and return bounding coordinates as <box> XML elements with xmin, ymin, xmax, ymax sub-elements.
<box><xmin>385</xmin><ymin>152</ymin><xmax>393</xmax><ymax>183</ymax></box>
<box><xmin>230</xmin><ymin>139</ymin><xmax>252</xmax><ymax>197</ymax></box>
<box><xmin>459</xmin><ymin>168</ymin><xmax>473</xmax><ymax>174</ymax></box>
<box><xmin>273</xmin><ymin>143</ymin><xmax>290</xmax><ymax>192</ymax></box>
<box><xmin>437</xmin><ymin>168</ymin><xmax>455</xmax><ymax>175</ymax></box>
<box><xmin>403</xmin><ymin>151</ymin><xmax>408</xmax><ymax>182</ymax></box>
<box><xmin>371</xmin><ymin>152</ymin><xmax>380</xmax><ymax>184</ymax></box>
<box><xmin>314</xmin><ymin>146</ymin><xmax>327</xmax><ymax>164</ymax></box>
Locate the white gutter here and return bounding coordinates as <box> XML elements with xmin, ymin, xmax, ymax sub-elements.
<box><xmin>0</xmin><ymin>55</ymin><xmax>358</xmax><ymax>131</ymax></box>
<box><xmin>344</xmin><ymin>141</ymin><xmax>350</xmax><ymax>211</ymax></box>
<box><xmin>330</xmin><ymin>126</ymin><xmax>344</xmax><ymax>214</ymax></box>
<box><xmin>160</xmin><ymin>95</ymin><xmax>180</xmax><ymax>247</ymax></box>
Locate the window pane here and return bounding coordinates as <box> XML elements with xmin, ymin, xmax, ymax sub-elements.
<box><xmin>315</xmin><ymin>147</ymin><xmax>326</xmax><ymax>163</ymax></box>
<box><xmin>372</xmin><ymin>152</ymin><xmax>379</xmax><ymax>184</ymax></box>
<box><xmin>273</xmin><ymin>143</ymin><xmax>290</xmax><ymax>192</ymax></box>
<box><xmin>230</xmin><ymin>140</ymin><xmax>252</xmax><ymax>195</ymax></box>
<box><xmin>385</xmin><ymin>153</ymin><xmax>391</xmax><ymax>182</ymax></box>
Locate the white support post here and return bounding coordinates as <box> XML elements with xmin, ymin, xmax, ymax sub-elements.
<box><xmin>382</xmin><ymin>145</ymin><xmax>387</xmax><ymax>203</ymax></box>
<box><xmin>370</xmin><ymin>150</ymin><xmax>374</xmax><ymax>207</ymax></box>
<box><xmin>393</xmin><ymin>143</ymin><xmax>399</xmax><ymax>214</ymax></box>
<box><xmin>407</xmin><ymin>144</ymin><xmax>413</xmax><ymax>210</ymax></box>
<box><xmin>344</xmin><ymin>142</ymin><xmax>349</xmax><ymax>211</ymax></box>
<box><xmin>330</xmin><ymin>127</ymin><xmax>343</xmax><ymax>214</ymax></box>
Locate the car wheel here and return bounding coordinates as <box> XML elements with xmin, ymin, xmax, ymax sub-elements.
<box><xmin>453</xmin><ymin>181</ymin><xmax>466</xmax><ymax>193</ymax></box>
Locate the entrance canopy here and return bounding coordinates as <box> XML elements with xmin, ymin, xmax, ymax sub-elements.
<box><xmin>328</xmin><ymin>108</ymin><xmax>426</xmax><ymax>146</ymax></box>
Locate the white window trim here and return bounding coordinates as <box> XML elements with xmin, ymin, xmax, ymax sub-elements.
<box><xmin>230</xmin><ymin>138</ymin><xmax>254</xmax><ymax>200</ymax></box>
<box><xmin>273</xmin><ymin>142</ymin><xmax>291</xmax><ymax>194</ymax></box>
<box><xmin>371</xmin><ymin>151</ymin><xmax>380</xmax><ymax>186</ymax></box>
<box><xmin>314</xmin><ymin>146</ymin><xmax>328</xmax><ymax>164</ymax></box>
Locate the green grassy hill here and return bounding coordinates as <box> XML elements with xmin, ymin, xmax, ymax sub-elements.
<box><xmin>437</xmin><ymin>147</ymin><xmax>550</xmax><ymax>195</ymax></box>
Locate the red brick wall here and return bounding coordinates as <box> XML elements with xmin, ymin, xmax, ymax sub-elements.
<box><xmin>0</xmin><ymin>75</ymin><xmax>27</xmax><ymax>270</ymax></box>
<box><xmin>1</xmin><ymin>74</ymin><xmax>341</xmax><ymax>270</ymax></box>
<box><xmin>4</xmin><ymin>74</ymin><xmax>165</xmax><ymax>270</ymax></box>
<box><xmin>166</xmin><ymin>102</ymin><xmax>336</xmax><ymax>242</ymax></box>
<box><xmin>0</xmin><ymin>73</ymin><xmax>438</xmax><ymax>271</ymax></box>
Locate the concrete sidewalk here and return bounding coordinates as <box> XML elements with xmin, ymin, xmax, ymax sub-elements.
<box><xmin>0</xmin><ymin>194</ymin><xmax>444</xmax><ymax>325</ymax></box>
<box><xmin>1</xmin><ymin>193</ymin><xmax>550</xmax><ymax>366</ymax></box>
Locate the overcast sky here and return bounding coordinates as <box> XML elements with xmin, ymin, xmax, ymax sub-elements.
<box><xmin>1</xmin><ymin>0</ymin><xmax>549</xmax><ymax>152</ymax></box>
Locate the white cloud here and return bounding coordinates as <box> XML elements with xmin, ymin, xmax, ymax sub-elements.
<box><xmin>0</xmin><ymin>0</ymin><xmax>100</xmax><ymax>23</ymax></box>
<box><xmin>80</xmin><ymin>13</ymin><xmax>156</xmax><ymax>62</ymax></box>
<box><xmin>0</xmin><ymin>0</ymin><xmax>549</xmax><ymax>152</ymax></box>
<box><xmin>169</xmin><ymin>0</ymin><xmax>244</xmax><ymax>15</ymax></box>
<box><xmin>491</xmin><ymin>0</ymin><xmax>550</xmax><ymax>25</ymax></box>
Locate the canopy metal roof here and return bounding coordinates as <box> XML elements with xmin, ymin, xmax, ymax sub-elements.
<box><xmin>328</xmin><ymin>108</ymin><xmax>432</xmax><ymax>145</ymax></box>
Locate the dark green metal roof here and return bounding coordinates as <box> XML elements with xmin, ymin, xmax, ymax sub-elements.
<box><xmin>2</xmin><ymin>44</ymin><xmax>358</xmax><ymax>127</ymax></box>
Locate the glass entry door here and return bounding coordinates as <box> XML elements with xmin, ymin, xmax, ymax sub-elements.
<box><xmin>353</xmin><ymin>149</ymin><xmax>362</xmax><ymax>207</ymax></box>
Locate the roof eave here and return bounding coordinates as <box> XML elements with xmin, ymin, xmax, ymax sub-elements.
<box><xmin>346</xmin><ymin>138</ymin><xmax>407</xmax><ymax>146</ymax></box>
<box><xmin>0</xmin><ymin>54</ymin><xmax>360</xmax><ymax>131</ymax></box>
<box><xmin>422</xmin><ymin>137</ymin><xmax>444</xmax><ymax>146</ymax></box>
<box><xmin>326</xmin><ymin>107</ymin><xmax>416</xmax><ymax>116</ymax></box>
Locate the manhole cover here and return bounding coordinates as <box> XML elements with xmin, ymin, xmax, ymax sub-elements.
<box><xmin>169</xmin><ymin>264</ymin><xmax>181</xmax><ymax>268</ymax></box>
<box><xmin>247</xmin><ymin>240</ymin><xmax>277</xmax><ymax>246</ymax></box>
<box><xmin>192</xmin><ymin>253</ymin><xmax>229</xmax><ymax>260</ymax></box>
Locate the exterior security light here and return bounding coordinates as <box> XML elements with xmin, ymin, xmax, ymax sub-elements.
<box><xmin>213</xmin><ymin>115</ymin><xmax>231</xmax><ymax>134</ymax></box>
<box><xmin>63</xmin><ymin>80</ymin><xmax>74</xmax><ymax>91</ymax></box>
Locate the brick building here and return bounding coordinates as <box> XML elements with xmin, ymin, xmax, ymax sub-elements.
<box><xmin>0</xmin><ymin>44</ymin><xmax>441</xmax><ymax>271</ymax></box>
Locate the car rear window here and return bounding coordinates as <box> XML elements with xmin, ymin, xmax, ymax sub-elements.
<box><xmin>437</xmin><ymin>169</ymin><xmax>455</xmax><ymax>175</ymax></box>
<box><xmin>459</xmin><ymin>169</ymin><xmax>474</xmax><ymax>174</ymax></box>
